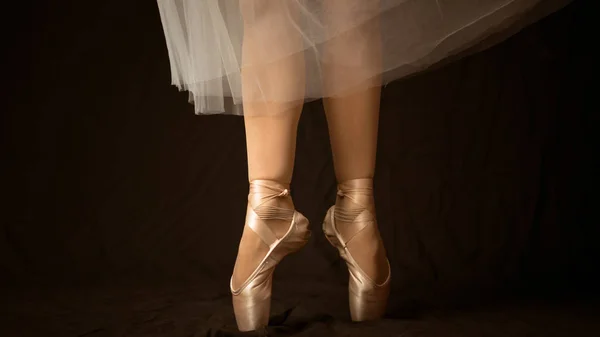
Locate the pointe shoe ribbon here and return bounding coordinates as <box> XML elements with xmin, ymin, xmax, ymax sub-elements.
<box><xmin>231</xmin><ymin>180</ymin><xmax>310</xmax><ymax>331</ymax></box>
<box><xmin>323</xmin><ymin>178</ymin><xmax>391</xmax><ymax>321</ymax></box>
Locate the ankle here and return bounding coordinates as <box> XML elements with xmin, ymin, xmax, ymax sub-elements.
<box><xmin>249</xmin><ymin>179</ymin><xmax>290</xmax><ymax>192</ymax></box>
<box><xmin>335</xmin><ymin>178</ymin><xmax>375</xmax><ymax>216</ymax></box>
<box><xmin>249</xmin><ymin>179</ymin><xmax>293</xmax><ymax>207</ymax></box>
<box><xmin>247</xmin><ymin>180</ymin><xmax>296</xmax><ymax>239</ymax></box>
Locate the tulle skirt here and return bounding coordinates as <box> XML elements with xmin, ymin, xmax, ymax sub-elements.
<box><xmin>157</xmin><ymin>0</ymin><xmax>570</xmax><ymax>115</ymax></box>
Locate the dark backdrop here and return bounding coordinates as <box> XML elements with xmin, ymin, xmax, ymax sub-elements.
<box><xmin>2</xmin><ymin>1</ymin><xmax>598</xmax><ymax>335</ymax></box>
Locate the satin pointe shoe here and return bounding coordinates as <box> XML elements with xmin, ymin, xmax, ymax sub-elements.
<box><xmin>322</xmin><ymin>178</ymin><xmax>391</xmax><ymax>321</ymax></box>
<box><xmin>230</xmin><ymin>180</ymin><xmax>311</xmax><ymax>331</ymax></box>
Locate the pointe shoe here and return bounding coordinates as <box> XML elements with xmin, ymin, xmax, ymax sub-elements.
<box><xmin>230</xmin><ymin>180</ymin><xmax>311</xmax><ymax>331</ymax></box>
<box><xmin>322</xmin><ymin>178</ymin><xmax>391</xmax><ymax>322</ymax></box>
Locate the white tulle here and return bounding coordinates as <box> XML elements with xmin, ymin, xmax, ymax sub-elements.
<box><xmin>157</xmin><ymin>0</ymin><xmax>570</xmax><ymax>115</ymax></box>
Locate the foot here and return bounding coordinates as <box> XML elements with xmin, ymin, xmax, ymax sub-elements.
<box><xmin>334</xmin><ymin>178</ymin><xmax>389</xmax><ymax>285</ymax></box>
<box><xmin>231</xmin><ymin>180</ymin><xmax>296</xmax><ymax>290</ymax></box>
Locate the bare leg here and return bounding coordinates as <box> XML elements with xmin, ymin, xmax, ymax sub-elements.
<box><xmin>323</xmin><ymin>0</ymin><xmax>389</xmax><ymax>284</ymax></box>
<box><xmin>231</xmin><ymin>1</ymin><xmax>305</xmax><ymax>289</ymax></box>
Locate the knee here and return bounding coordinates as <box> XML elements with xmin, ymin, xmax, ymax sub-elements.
<box><xmin>239</xmin><ymin>0</ymin><xmax>287</xmax><ymax>25</ymax></box>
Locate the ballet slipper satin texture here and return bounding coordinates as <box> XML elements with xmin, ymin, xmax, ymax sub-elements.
<box><xmin>230</xmin><ymin>180</ymin><xmax>310</xmax><ymax>331</ymax></box>
<box><xmin>323</xmin><ymin>178</ymin><xmax>391</xmax><ymax>321</ymax></box>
